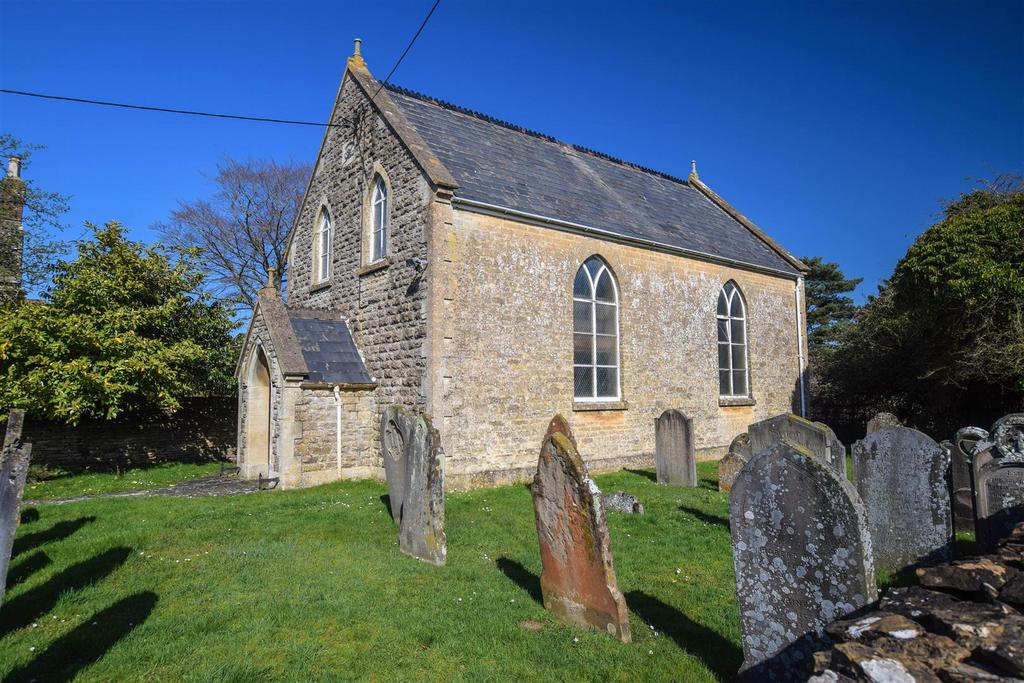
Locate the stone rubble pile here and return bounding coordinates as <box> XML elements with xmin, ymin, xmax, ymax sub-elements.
<box><xmin>809</xmin><ymin>521</ymin><xmax>1024</xmax><ymax>682</ymax></box>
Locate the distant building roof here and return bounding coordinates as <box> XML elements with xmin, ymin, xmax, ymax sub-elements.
<box><xmin>287</xmin><ymin>310</ymin><xmax>372</xmax><ymax>385</ymax></box>
<box><xmin>384</xmin><ymin>84</ymin><xmax>802</xmax><ymax>276</ymax></box>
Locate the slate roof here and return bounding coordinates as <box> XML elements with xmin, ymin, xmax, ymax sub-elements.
<box><xmin>384</xmin><ymin>84</ymin><xmax>800</xmax><ymax>275</ymax></box>
<box><xmin>287</xmin><ymin>310</ymin><xmax>372</xmax><ymax>385</ymax></box>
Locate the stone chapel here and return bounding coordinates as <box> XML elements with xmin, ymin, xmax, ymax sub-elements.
<box><xmin>235</xmin><ymin>41</ymin><xmax>809</xmax><ymax>490</ymax></box>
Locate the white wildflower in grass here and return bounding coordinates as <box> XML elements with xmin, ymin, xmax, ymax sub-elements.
<box><xmin>573</xmin><ymin>637</ymin><xmax>579</xmax><ymax>643</ymax></box>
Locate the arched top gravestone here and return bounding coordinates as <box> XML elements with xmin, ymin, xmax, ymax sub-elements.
<box><xmin>731</xmin><ymin>442</ymin><xmax>876</xmax><ymax>678</ymax></box>
<box><xmin>866</xmin><ymin>412</ymin><xmax>901</xmax><ymax>435</ymax></box>
<box><xmin>532</xmin><ymin>415</ymin><xmax>631</xmax><ymax>642</ymax></box>
<box><xmin>852</xmin><ymin>426</ymin><xmax>952</xmax><ymax>572</ymax></box>
<box><xmin>969</xmin><ymin>413</ymin><xmax>1024</xmax><ymax>551</ymax></box>
<box><xmin>655</xmin><ymin>409</ymin><xmax>696</xmax><ymax>487</ymax></box>
<box><xmin>748</xmin><ymin>413</ymin><xmax>846</xmax><ymax>478</ymax></box>
<box><xmin>380</xmin><ymin>405</ymin><xmax>414</xmax><ymax>525</ymax></box>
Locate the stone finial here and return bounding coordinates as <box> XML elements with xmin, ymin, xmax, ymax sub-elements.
<box><xmin>689</xmin><ymin>160</ymin><xmax>698</xmax><ymax>181</ymax></box>
<box><xmin>348</xmin><ymin>37</ymin><xmax>367</xmax><ymax>69</ymax></box>
<box><xmin>7</xmin><ymin>157</ymin><xmax>21</xmax><ymax>179</ymax></box>
<box><xmin>266</xmin><ymin>267</ymin><xmax>277</xmax><ymax>288</ymax></box>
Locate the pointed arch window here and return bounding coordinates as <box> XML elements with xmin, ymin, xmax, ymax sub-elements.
<box><xmin>316</xmin><ymin>207</ymin><xmax>332</xmax><ymax>283</ymax></box>
<box><xmin>370</xmin><ymin>176</ymin><xmax>388</xmax><ymax>262</ymax></box>
<box><xmin>717</xmin><ymin>281</ymin><xmax>748</xmax><ymax>397</ymax></box>
<box><xmin>573</xmin><ymin>256</ymin><xmax>620</xmax><ymax>401</ymax></box>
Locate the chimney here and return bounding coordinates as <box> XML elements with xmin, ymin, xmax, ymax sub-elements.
<box><xmin>1</xmin><ymin>155</ymin><xmax>26</xmax><ymax>303</ymax></box>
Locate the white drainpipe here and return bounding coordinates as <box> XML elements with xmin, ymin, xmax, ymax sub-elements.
<box><xmin>333</xmin><ymin>385</ymin><xmax>342</xmax><ymax>477</ymax></box>
<box><xmin>795</xmin><ymin>277</ymin><xmax>807</xmax><ymax>417</ymax></box>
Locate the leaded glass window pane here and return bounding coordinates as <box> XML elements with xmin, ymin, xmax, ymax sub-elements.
<box><xmin>573</xmin><ymin>333</ymin><xmax>593</xmax><ymax>365</ymax></box>
<box><xmin>595</xmin><ymin>303</ymin><xmax>616</xmax><ymax>335</ymax></box>
<box><xmin>573</xmin><ymin>366</ymin><xmax>593</xmax><ymax>397</ymax></box>
<box><xmin>594</xmin><ymin>271</ymin><xmax>615</xmax><ymax>302</ymax></box>
<box><xmin>596</xmin><ymin>367</ymin><xmax>617</xmax><ymax>397</ymax></box>
<box><xmin>573</xmin><ymin>301</ymin><xmax>592</xmax><ymax>333</ymax></box>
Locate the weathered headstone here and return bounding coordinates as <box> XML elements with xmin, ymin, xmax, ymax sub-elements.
<box><xmin>865</xmin><ymin>412</ymin><xmax>901</xmax><ymax>434</ymax></box>
<box><xmin>731</xmin><ymin>442</ymin><xmax>876</xmax><ymax>678</ymax></box>
<box><xmin>729</xmin><ymin>432</ymin><xmax>753</xmax><ymax>459</ymax></box>
<box><xmin>969</xmin><ymin>414</ymin><xmax>1024</xmax><ymax>551</ymax></box>
<box><xmin>1</xmin><ymin>410</ymin><xmax>33</xmax><ymax>606</ymax></box>
<box><xmin>951</xmin><ymin>429</ymin><xmax>985</xmax><ymax>534</ymax></box>
<box><xmin>852</xmin><ymin>426</ymin><xmax>953</xmax><ymax>572</ymax></box>
<box><xmin>532</xmin><ymin>414</ymin><xmax>630</xmax><ymax>642</ymax></box>
<box><xmin>655</xmin><ymin>409</ymin><xmax>696</xmax><ymax>487</ymax></box>
<box><xmin>718</xmin><ymin>451</ymin><xmax>748</xmax><ymax>493</ymax></box>
<box><xmin>398</xmin><ymin>414</ymin><xmax>447</xmax><ymax>565</ymax></box>
<box><xmin>748</xmin><ymin>413</ymin><xmax>846</xmax><ymax>478</ymax></box>
<box><xmin>380</xmin><ymin>405</ymin><xmax>414</xmax><ymax>524</ymax></box>
<box><xmin>379</xmin><ymin>406</ymin><xmax>446</xmax><ymax>565</ymax></box>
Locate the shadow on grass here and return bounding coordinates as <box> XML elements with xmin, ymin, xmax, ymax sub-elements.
<box><xmin>5</xmin><ymin>551</ymin><xmax>51</xmax><ymax>589</ymax></box>
<box><xmin>698</xmin><ymin>477</ymin><xmax>720</xmax><ymax>492</ymax></box>
<box><xmin>678</xmin><ymin>505</ymin><xmax>730</xmax><ymax>530</ymax></box>
<box><xmin>626</xmin><ymin>590</ymin><xmax>741</xmax><ymax>681</ymax></box>
<box><xmin>379</xmin><ymin>495</ymin><xmax>395</xmax><ymax>519</ymax></box>
<box><xmin>496</xmin><ymin>557</ymin><xmax>543</xmax><ymax>606</ymax></box>
<box><xmin>19</xmin><ymin>508</ymin><xmax>39</xmax><ymax>524</ymax></box>
<box><xmin>0</xmin><ymin>546</ymin><xmax>132</xmax><ymax>637</ymax></box>
<box><xmin>624</xmin><ymin>469</ymin><xmax>657</xmax><ymax>483</ymax></box>
<box><xmin>4</xmin><ymin>591</ymin><xmax>157</xmax><ymax>682</ymax></box>
<box><xmin>11</xmin><ymin>516</ymin><xmax>96</xmax><ymax>558</ymax></box>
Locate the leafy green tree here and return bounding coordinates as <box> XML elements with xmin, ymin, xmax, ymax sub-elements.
<box><xmin>0</xmin><ymin>222</ymin><xmax>239</xmax><ymax>423</ymax></box>
<box><xmin>800</xmin><ymin>256</ymin><xmax>862</xmax><ymax>352</ymax></box>
<box><xmin>816</xmin><ymin>177</ymin><xmax>1023</xmax><ymax>437</ymax></box>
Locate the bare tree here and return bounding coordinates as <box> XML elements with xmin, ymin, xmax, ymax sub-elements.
<box><xmin>157</xmin><ymin>158</ymin><xmax>311</xmax><ymax>311</ymax></box>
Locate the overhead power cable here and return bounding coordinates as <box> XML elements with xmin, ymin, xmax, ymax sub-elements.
<box><xmin>0</xmin><ymin>0</ymin><xmax>443</xmax><ymax>128</ymax></box>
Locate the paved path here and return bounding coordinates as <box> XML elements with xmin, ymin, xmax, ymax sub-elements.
<box><xmin>23</xmin><ymin>475</ymin><xmax>263</xmax><ymax>506</ymax></box>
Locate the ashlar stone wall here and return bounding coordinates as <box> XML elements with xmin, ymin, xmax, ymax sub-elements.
<box><xmin>431</xmin><ymin>209</ymin><xmax>806</xmax><ymax>489</ymax></box>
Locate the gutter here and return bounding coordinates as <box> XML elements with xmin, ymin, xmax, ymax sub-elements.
<box><xmin>451</xmin><ymin>197</ymin><xmax>802</xmax><ymax>281</ymax></box>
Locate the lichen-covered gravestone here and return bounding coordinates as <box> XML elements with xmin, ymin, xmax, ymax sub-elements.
<box><xmin>852</xmin><ymin>426</ymin><xmax>953</xmax><ymax>572</ymax></box>
<box><xmin>718</xmin><ymin>452</ymin><xmax>748</xmax><ymax>493</ymax></box>
<box><xmin>865</xmin><ymin>412</ymin><xmax>901</xmax><ymax>434</ymax></box>
<box><xmin>379</xmin><ymin>406</ymin><xmax>446</xmax><ymax>565</ymax></box>
<box><xmin>969</xmin><ymin>414</ymin><xmax>1024</xmax><ymax>551</ymax></box>
<box><xmin>1</xmin><ymin>409</ymin><xmax>32</xmax><ymax>606</ymax></box>
<box><xmin>532</xmin><ymin>415</ymin><xmax>631</xmax><ymax>642</ymax></box>
<box><xmin>748</xmin><ymin>413</ymin><xmax>846</xmax><ymax>478</ymax></box>
<box><xmin>731</xmin><ymin>442</ymin><xmax>876</xmax><ymax>679</ymax></box>
<box><xmin>380</xmin><ymin>405</ymin><xmax>414</xmax><ymax>524</ymax></box>
<box><xmin>655</xmin><ymin>409</ymin><xmax>696</xmax><ymax>487</ymax></box>
<box><xmin>950</xmin><ymin>429</ymin><xmax>984</xmax><ymax>534</ymax></box>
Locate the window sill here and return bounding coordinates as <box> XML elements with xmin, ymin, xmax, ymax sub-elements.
<box><xmin>573</xmin><ymin>400</ymin><xmax>629</xmax><ymax>412</ymax></box>
<box><xmin>719</xmin><ymin>396</ymin><xmax>756</xmax><ymax>407</ymax></box>
<box><xmin>309</xmin><ymin>280</ymin><xmax>332</xmax><ymax>293</ymax></box>
<box><xmin>357</xmin><ymin>258</ymin><xmax>390</xmax><ymax>277</ymax></box>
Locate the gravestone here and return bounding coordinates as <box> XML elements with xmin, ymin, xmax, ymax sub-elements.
<box><xmin>718</xmin><ymin>451</ymin><xmax>748</xmax><ymax>493</ymax></box>
<box><xmin>969</xmin><ymin>414</ymin><xmax>1024</xmax><ymax>551</ymax></box>
<box><xmin>380</xmin><ymin>405</ymin><xmax>414</xmax><ymax>524</ymax></box>
<box><xmin>731</xmin><ymin>442</ymin><xmax>876</xmax><ymax>678</ymax></box>
<box><xmin>379</xmin><ymin>406</ymin><xmax>446</xmax><ymax>565</ymax></box>
<box><xmin>852</xmin><ymin>426</ymin><xmax>953</xmax><ymax>572</ymax></box>
<box><xmin>951</xmin><ymin>428</ymin><xmax>985</xmax><ymax>534</ymax></box>
<box><xmin>655</xmin><ymin>409</ymin><xmax>696</xmax><ymax>487</ymax></box>
<box><xmin>729</xmin><ymin>432</ymin><xmax>753</xmax><ymax>459</ymax></box>
<box><xmin>748</xmin><ymin>413</ymin><xmax>846</xmax><ymax>478</ymax></box>
<box><xmin>1</xmin><ymin>410</ymin><xmax>32</xmax><ymax>606</ymax></box>
<box><xmin>398</xmin><ymin>414</ymin><xmax>447</xmax><ymax>565</ymax></box>
<box><xmin>865</xmin><ymin>412</ymin><xmax>901</xmax><ymax>434</ymax></box>
<box><xmin>603</xmin><ymin>491</ymin><xmax>644</xmax><ymax>514</ymax></box>
<box><xmin>532</xmin><ymin>414</ymin><xmax>630</xmax><ymax>642</ymax></box>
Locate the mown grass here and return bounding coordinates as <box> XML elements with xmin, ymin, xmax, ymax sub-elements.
<box><xmin>1</xmin><ymin>463</ymin><xmax>741</xmax><ymax>682</ymax></box>
<box><xmin>24</xmin><ymin>462</ymin><xmax>222</xmax><ymax>501</ymax></box>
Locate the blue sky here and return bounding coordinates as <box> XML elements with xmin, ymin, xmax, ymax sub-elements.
<box><xmin>1</xmin><ymin>0</ymin><xmax>1021</xmax><ymax>300</ymax></box>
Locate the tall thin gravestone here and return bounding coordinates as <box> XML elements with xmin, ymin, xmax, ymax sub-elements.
<box><xmin>969</xmin><ymin>414</ymin><xmax>1024</xmax><ymax>551</ymax></box>
<box><xmin>655</xmin><ymin>409</ymin><xmax>696</xmax><ymax>487</ymax></box>
<box><xmin>731</xmin><ymin>442</ymin><xmax>876</xmax><ymax>679</ymax></box>
<box><xmin>719</xmin><ymin>432</ymin><xmax>751</xmax><ymax>493</ymax></box>
<box><xmin>951</xmin><ymin>428</ymin><xmax>985</xmax><ymax>534</ymax></box>
<box><xmin>379</xmin><ymin>406</ymin><xmax>446</xmax><ymax>565</ymax></box>
<box><xmin>852</xmin><ymin>426</ymin><xmax>953</xmax><ymax>572</ymax></box>
<box><xmin>748</xmin><ymin>413</ymin><xmax>846</xmax><ymax>478</ymax></box>
<box><xmin>532</xmin><ymin>415</ymin><xmax>631</xmax><ymax>642</ymax></box>
<box><xmin>1</xmin><ymin>410</ymin><xmax>32</xmax><ymax>606</ymax></box>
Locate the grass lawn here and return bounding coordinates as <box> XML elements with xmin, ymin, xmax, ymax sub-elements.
<box><xmin>24</xmin><ymin>462</ymin><xmax>223</xmax><ymax>501</ymax></box>
<box><xmin>1</xmin><ymin>462</ymin><xmax>742</xmax><ymax>681</ymax></box>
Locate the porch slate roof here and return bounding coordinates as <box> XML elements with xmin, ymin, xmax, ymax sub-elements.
<box><xmin>287</xmin><ymin>310</ymin><xmax>372</xmax><ymax>386</ymax></box>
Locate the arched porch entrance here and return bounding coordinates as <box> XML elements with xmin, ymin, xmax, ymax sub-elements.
<box><xmin>244</xmin><ymin>346</ymin><xmax>273</xmax><ymax>477</ymax></box>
